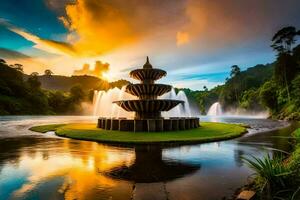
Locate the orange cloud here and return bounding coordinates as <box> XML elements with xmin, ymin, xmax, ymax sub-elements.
<box><xmin>58</xmin><ymin>0</ymin><xmax>187</xmax><ymax>56</ymax></box>
<box><xmin>73</xmin><ymin>60</ymin><xmax>109</xmax><ymax>78</ymax></box>
<box><xmin>176</xmin><ymin>31</ymin><xmax>190</xmax><ymax>46</ymax></box>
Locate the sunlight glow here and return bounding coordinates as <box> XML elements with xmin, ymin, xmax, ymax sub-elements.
<box><xmin>101</xmin><ymin>71</ymin><xmax>115</xmax><ymax>82</ymax></box>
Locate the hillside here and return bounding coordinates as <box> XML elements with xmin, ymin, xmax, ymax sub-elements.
<box><xmin>23</xmin><ymin>74</ymin><xmax>129</xmax><ymax>92</ymax></box>
<box><xmin>220</xmin><ymin>63</ymin><xmax>274</xmax><ymax>109</ymax></box>
<box><xmin>183</xmin><ymin>62</ymin><xmax>274</xmax><ymax>113</ymax></box>
<box><xmin>0</xmin><ymin>60</ymin><xmax>130</xmax><ymax>115</ymax></box>
<box><xmin>38</xmin><ymin>75</ymin><xmax>107</xmax><ymax>91</ymax></box>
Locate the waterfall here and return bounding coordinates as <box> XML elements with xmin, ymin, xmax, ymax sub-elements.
<box><xmin>207</xmin><ymin>102</ymin><xmax>223</xmax><ymax>116</ymax></box>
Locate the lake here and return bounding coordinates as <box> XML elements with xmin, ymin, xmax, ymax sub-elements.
<box><xmin>0</xmin><ymin>116</ymin><xmax>297</xmax><ymax>200</ymax></box>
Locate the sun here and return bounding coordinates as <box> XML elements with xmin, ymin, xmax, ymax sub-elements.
<box><xmin>101</xmin><ymin>71</ymin><xmax>114</xmax><ymax>82</ymax></box>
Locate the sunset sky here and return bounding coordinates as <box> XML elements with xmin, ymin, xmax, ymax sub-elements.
<box><xmin>1</xmin><ymin>0</ymin><xmax>300</xmax><ymax>90</ymax></box>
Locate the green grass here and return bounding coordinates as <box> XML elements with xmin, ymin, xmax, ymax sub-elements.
<box><xmin>29</xmin><ymin>122</ymin><xmax>247</xmax><ymax>144</ymax></box>
<box><xmin>293</xmin><ymin>128</ymin><xmax>300</xmax><ymax>138</ymax></box>
<box><xmin>29</xmin><ymin>124</ymin><xmax>65</xmax><ymax>133</ymax></box>
<box><xmin>288</xmin><ymin>128</ymin><xmax>300</xmax><ymax>169</ymax></box>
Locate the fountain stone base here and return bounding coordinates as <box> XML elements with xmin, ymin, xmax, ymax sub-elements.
<box><xmin>97</xmin><ymin>117</ymin><xmax>200</xmax><ymax>132</ymax></box>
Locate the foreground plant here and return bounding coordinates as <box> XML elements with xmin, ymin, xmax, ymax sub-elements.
<box><xmin>242</xmin><ymin>154</ymin><xmax>299</xmax><ymax>200</ymax></box>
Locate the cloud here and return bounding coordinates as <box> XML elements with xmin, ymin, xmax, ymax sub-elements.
<box><xmin>45</xmin><ymin>0</ymin><xmax>74</xmax><ymax>14</ymax></box>
<box><xmin>2</xmin><ymin>0</ymin><xmax>186</xmax><ymax>57</ymax></box>
<box><xmin>6</xmin><ymin>0</ymin><xmax>299</xmax><ymax>59</ymax></box>
<box><xmin>182</xmin><ymin>0</ymin><xmax>300</xmax><ymax>48</ymax></box>
<box><xmin>173</xmin><ymin>79</ymin><xmax>223</xmax><ymax>90</ymax></box>
<box><xmin>58</xmin><ymin>0</ymin><xmax>186</xmax><ymax>56</ymax></box>
<box><xmin>8</xmin><ymin>26</ymin><xmax>77</xmax><ymax>56</ymax></box>
<box><xmin>2</xmin><ymin>0</ymin><xmax>300</xmax><ymax>90</ymax></box>
<box><xmin>0</xmin><ymin>48</ymin><xmax>45</xmax><ymax>73</ymax></box>
<box><xmin>0</xmin><ymin>48</ymin><xmax>31</xmax><ymax>60</ymax></box>
<box><xmin>176</xmin><ymin>31</ymin><xmax>190</xmax><ymax>46</ymax></box>
<box><xmin>73</xmin><ymin>60</ymin><xmax>109</xmax><ymax>78</ymax></box>
<box><xmin>0</xmin><ymin>18</ymin><xmax>78</xmax><ymax>56</ymax></box>
<box><xmin>0</xmin><ymin>52</ymin><xmax>47</xmax><ymax>74</ymax></box>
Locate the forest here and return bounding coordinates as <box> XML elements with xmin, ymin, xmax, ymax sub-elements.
<box><xmin>0</xmin><ymin>60</ymin><xmax>128</xmax><ymax>115</ymax></box>
<box><xmin>1</xmin><ymin>26</ymin><xmax>299</xmax><ymax>119</ymax></box>
<box><xmin>186</xmin><ymin>26</ymin><xmax>300</xmax><ymax>120</ymax></box>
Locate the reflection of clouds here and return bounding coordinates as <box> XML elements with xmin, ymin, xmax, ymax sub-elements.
<box><xmin>164</xmin><ymin>142</ymin><xmax>236</xmax><ymax>167</ymax></box>
<box><xmin>5</xmin><ymin>140</ymin><xmax>134</xmax><ymax>199</ymax></box>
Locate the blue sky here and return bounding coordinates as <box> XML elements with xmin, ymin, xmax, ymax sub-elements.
<box><xmin>0</xmin><ymin>0</ymin><xmax>300</xmax><ymax>90</ymax></box>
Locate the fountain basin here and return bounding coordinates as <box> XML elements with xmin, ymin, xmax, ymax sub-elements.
<box><xmin>113</xmin><ymin>99</ymin><xmax>184</xmax><ymax>112</ymax></box>
<box><xmin>130</xmin><ymin>68</ymin><xmax>167</xmax><ymax>83</ymax></box>
<box><xmin>126</xmin><ymin>84</ymin><xmax>172</xmax><ymax>99</ymax></box>
<box><xmin>113</xmin><ymin>99</ymin><xmax>184</xmax><ymax>119</ymax></box>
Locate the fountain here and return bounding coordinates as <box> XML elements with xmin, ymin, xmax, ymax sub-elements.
<box><xmin>95</xmin><ymin>57</ymin><xmax>199</xmax><ymax>132</ymax></box>
<box><xmin>207</xmin><ymin>102</ymin><xmax>223</xmax><ymax>116</ymax></box>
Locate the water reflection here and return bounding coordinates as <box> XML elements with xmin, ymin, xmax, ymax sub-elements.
<box><xmin>0</xmin><ymin>138</ymin><xmax>134</xmax><ymax>200</ymax></box>
<box><xmin>106</xmin><ymin>146</ymin><xmax>200</xmax><ymax>183</ymax></box>
<box><xmin>0</xmin><ymin>116</ymin><xmax>298</xmax><ymax>200</ymax></box>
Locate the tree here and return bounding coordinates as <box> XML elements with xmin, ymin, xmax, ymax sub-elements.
<box><xmin>271</xmin><ymin>26</ymin><xmax>299</xmax><ymax>54</ymax></box>
<box><xmin>240</xmin><ymin>89</ymin><xmax>261</xmax><ymax>110</ymax></box>
<box><xmin>271</xmin><ymin>26</ymin><xmax>299</xmax><ymax>103</ymax></box>
<box><xmin>230</xmin><ymin>65</ymin><xmax>241</xmax><ymax>103</ymax></box>
<box><xmin>292</xmin><ymin>44</ymin><xmax>300</xmax><ymax>71</ymax></box>
<box><xmin>259</xmin><ymin>80</ymin><xmax>278</xmax><ymax>113</ymax></box>
<box><xmin>30</xmin><ymin>72</ymin><xmax>39</xmax><ymax>76</ymax></box>
<box><xmin>44</xmin><ymin>69</ymin><xmax>54</xmax><ymax>77</ymax></box>
<box><xmin>11</xmin><ymin>64</ymin><xmax>23</xmax><ymax>72</ymax></box>
<box><xmin>0</xmin><ymin>58</ymin><xmax>6</xmax><ymax>64</ymax></box>
<box><xmin>292</xmin><ymin>75</ymin><xmax>300</xmax><ymax>106</ymax></box>
<box><xmin>203</xmin><ymin>85</ymin><xmax>208</xmax><ymax>92</ymax></box>
<box><xmin>69</xmin><ymin>84</ymin><xmax>84</xmax><ymax>103</ymax></box>
<box><xmin>48</xmin><ymin>91</ymin><xmax>67</xmax><ymax>113</ymax></box>
<box><xmin>230</xmin><ymin>65</ymin><xmax>241</xmax><ymax>78</ymax></box>
<box><xmin>27</xmin><ymin>73</ymin><xmax>41</xmax><ymax>90</ymax></box>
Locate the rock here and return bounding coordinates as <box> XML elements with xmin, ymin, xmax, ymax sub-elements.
<box><xmin>236</xmin><ymin>190</ymin><xmax>255</xmax><ymax>200</ymax></box>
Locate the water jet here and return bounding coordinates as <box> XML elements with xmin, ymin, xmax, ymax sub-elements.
<box><xmin>207</xmin><ymin>102</ymin><xmax>223</xmax><ymax>116</ymax></box>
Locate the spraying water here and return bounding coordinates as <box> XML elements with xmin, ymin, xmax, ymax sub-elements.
<box><xmin>93</xmin><ymin>87</ymin><xmax>194</xmax><ymax>118</ymax></box>
<box><xmin>207</xmin><ymin>102</ymin><xmax>223</xmax><ymax>116</ymax></box>
<box><xmin>93</xmin><ymin>86</ymin><xmax>136</xmax><ymax>118</ymax></box>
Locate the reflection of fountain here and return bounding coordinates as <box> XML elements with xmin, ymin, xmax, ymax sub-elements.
<box><xmin>207</xmin><ymin>102</ymin><xmax>223</xmax><ymax>116</ymax></box>
<box><xmin>105</xmin><ymin>146</ymin><xmax>200</xmax><ymax>183</ymax></box>
<box><xmin>94</xmin><ymin>57</ymin><xmax>199</xmax><ymax>132</ymax></box>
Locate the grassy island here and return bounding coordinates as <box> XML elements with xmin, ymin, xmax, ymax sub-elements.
<box><xmin>30</xmin><ymin>122</ymin><xmax>247</xmax><ymax>144</ymax></box>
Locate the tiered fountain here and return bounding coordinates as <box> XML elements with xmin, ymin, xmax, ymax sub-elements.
<box><xmin>97</xmin><ymin>57</ymin><xmax>199</xmax><ymax>132</ymax></box>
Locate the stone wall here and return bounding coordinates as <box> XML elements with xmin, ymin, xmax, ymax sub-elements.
<box><xmin>97</xmin><ymin>118</ymin><xmax>200</xmax><ymax>132</ymax></box>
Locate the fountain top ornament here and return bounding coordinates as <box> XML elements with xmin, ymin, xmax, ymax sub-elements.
<box><xmin>97</xmin><ymin>57</ymin><xmax>199</xmax><ymax>132</ymax></box>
